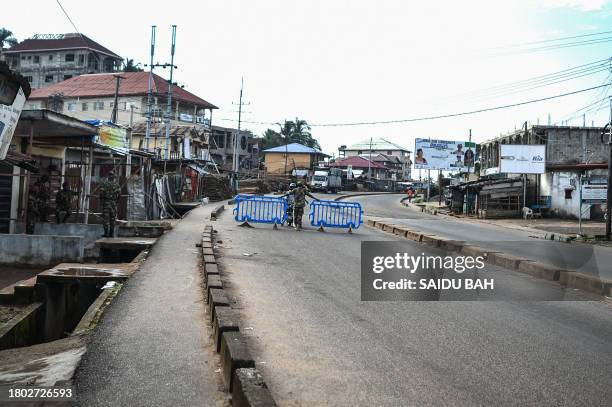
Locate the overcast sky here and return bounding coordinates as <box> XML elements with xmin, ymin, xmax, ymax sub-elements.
<box><xmin>6</xmin><ymin>0</ymin><xmax>612</xmax><ymax>157</ymax></box>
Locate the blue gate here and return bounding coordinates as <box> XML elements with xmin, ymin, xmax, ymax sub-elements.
<box><xmin>233</xmin><ymin>194</ymin><xmax>287</xmax><ymax>224</ymax></box>
<box><xmin>309</xmin><ymin>200</ymin><xmax>363</xmax><ymax>229</ymax></box>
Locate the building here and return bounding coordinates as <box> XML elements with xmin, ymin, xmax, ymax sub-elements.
<box><xmin>339</xmin><ymin>138</ymin><xmax>412</xmax><ymax>180</ymax></box>
<box><xmin>263</xmin><ymin>143</ymin><xmax>328</xmax><ymax>175</ymax></box>
<box><xmin>26</xmin><ymin>72</ymin><xmax>218</xmax><ymax>160</ymax></box>
<box><xmin>3</xmin><ymin>33</ymin><xmax>123</xmax><ymax>89</ymax></box>
<box><xmin>478</xmin><ymin>125</ymin><xmax>608</xmax><ymax>219</ymax></box>
<box><xmin>330</xmin><ymin>156</ymin><xmax>389</xmax><ymax>180</ymax></box>
<box><xmin>210</xmin><ymin>126</ymin><xmax>257</xmax><ymax>173</ymax></box>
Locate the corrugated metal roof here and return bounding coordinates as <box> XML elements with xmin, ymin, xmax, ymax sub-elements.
<box><xmin>345</xmin><ymin>138</ymin><xmax>411</xmax><ymax>152</ymax></box>
<box><xmin>263</xmin><ymin>143</ymin><xmax>324</xmax><ymax>154</ymax></box>
<box><xmin>29</xmin><ymin>72</ymin><xmax>218</xmax><ymax>109</ymax></box>
<box><xmin>331</xmin><ymin>156</ymin><xmax>387</xmax><ymax>169</ymax></box>
<box><xmin>5</xmin><ymin>33</ymin><xmax>121</xmax><ymax>59</ymax></box>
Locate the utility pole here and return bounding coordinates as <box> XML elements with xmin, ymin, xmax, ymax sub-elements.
<box><xmin>604</xmin><ymin>97</ymin><xmax>612</xmax><ymax>240</ymax></box>
<box><xmin>145</xmin><ymin>25</ymin><xmax>156</xmax><ymax>152</ymax></box>
<box><xmin>163</xmin><ymin>25</ymin><xmax>177</xmax><ymax>161</ymax></box>
<box><xmin>110</xmin><ymin>74</ymin><xmax>125</xmax><ymax>123</ymax></box>
<box><xmin>233</xmin><ymin>77</ymin><xmax>245</xmax><ymax>174</ymax></box>
<box><xmin>368</xmin><ymin>137</ymin><xmax>373</xmax><ymax>181</ymax></box>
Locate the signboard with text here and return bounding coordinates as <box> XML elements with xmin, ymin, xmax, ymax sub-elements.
<box><xmin>499</xmin><ymin>144</ymin><xmax>546</xmax><ymax>174</ymax></box>
<box><xmin>98</xmin><ymin>125</ymin><xmax>129</xmax><ymax>152</ymax></box>
<box><xmin>414</xmin><ymin>138</ymin><xmax>476</xmax><ymax>172</ymax></box>
<box><xmin>582</xmin><ymin>179</ymin><xmax>607</xmax><ymax>203</ymax></box>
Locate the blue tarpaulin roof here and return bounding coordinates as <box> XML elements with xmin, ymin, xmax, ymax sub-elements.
<box><xmin>263</xmin><ymin>143</ymin><xmax>327</xmax><ymax>155</ymax></box>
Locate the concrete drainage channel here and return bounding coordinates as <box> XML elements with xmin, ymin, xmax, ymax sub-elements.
<box><xmin>200</xmin><ymin>224</ymin><xmax>277</xmax><ymax>407</ymax></box>
<box><xmin>366</xmin><ymin>218</ymin><xmax>612</xmax><ymax>298</ymax></box>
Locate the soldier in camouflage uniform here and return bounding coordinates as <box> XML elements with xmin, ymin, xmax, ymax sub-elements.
<box><xmin>26</xmin><ymin>187</ymin><xmax>40</xmax><ymax>234</ymax></box>
<box><xmin>282</xmin><ymin>182</ymin><xmax>318</xmax><ymax>230</ymax></box>
<box><xmin>99</xmin><ymin>171</ymin><xmax>121</xmax><ymax>237</ymax></box>
<box><xmin>55</xmin><ymin>182</ymin><xmax>74</xmax><ymax>223</ymax></box>
<box><xmin>35</xmin><ymin>175</ymin><xmax>51</xmax><ymax>222</ymax></box>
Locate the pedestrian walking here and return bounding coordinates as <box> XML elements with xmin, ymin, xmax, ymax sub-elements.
<box><xmin>99</xmin><ymin>171</ymin><xmax>121</xmax><ymax>237</ymax></box>
<box><xmin>282</xmin><ymin>181</ymin><xmax>318</xmax><ymax>230</ymax></box>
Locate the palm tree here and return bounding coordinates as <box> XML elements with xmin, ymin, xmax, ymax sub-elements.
<box><xmin>123</xmin><ymin>58</ymin><xmax>143</xmax><ymax>72</ymax></box>
<box><xmin>0</xmin><ymin>29</ymin><xmax>18</xmax><ymax>59</ymax></box>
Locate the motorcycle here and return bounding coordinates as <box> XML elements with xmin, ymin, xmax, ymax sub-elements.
<box><xmin>286</xmin><ymin>201</ymin><xmax>294</xmax><ymax>227</ymax></box>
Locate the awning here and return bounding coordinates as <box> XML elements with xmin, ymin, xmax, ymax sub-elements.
<box><xmin>2</xmin><ymin>150</ymin><xmax>39</xmax><ymax>172</ymax></box>
<box><xmin>188</xmin><ymin>164</ymin><xmax>210</xmax><ymax>175</ymax></box>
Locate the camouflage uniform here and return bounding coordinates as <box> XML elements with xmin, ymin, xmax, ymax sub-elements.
<box><xmin>36</xmin><ymin>177</ymin><xmax>51</xmax><ymax>222</ymax></box>
<box><xmin>55</xmin><ymin>183</ymin><xmax>73</xmax><ymax>224</ymax></box>
<box><xmin>26</xmin><ymin>191</ymin><xmax>40</xmax><ymax>234</ymax></box>
<box><xmin>99</xmin><ymin>173</ymin><xmax>121</xmax><ymax>237</ymax></box>
<box><xmin>284</xmin><ymin>184</ymin><xmax>317</xmax><ymax>230</ymax></box>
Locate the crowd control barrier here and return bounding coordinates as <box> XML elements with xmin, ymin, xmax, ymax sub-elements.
<box><xmin>233</xmin><ymin>194</ymin><xmax>287</xmax><ymax>226</ymax></box>
<box><xmin>309</xmin><ymin>199</ymin><xmax>363</xmax><ymax>231</ymax></box>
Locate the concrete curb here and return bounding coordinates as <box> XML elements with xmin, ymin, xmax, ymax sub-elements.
<box><xmin>334</xmin><ymin>192</ymin><xmax>401</xmax><ymax>201</ymax></box>
<box><xmin>200</xmin><ymin>224</ymin><xmax>277</xmax><ymax>406</ymax></box>
<box><xmin>367</xmin><ymin>218</ymin><xmax>610</xmax><ymax>297</ymax></box>
<box><xmin>211</xmin><ymin>205</ymin><xmax>225</xmax><ymax>220</ymax></box>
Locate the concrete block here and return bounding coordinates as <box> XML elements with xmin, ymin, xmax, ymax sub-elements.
<box><xmin>206</xmin><ymin>274</ymin><xmax>223</xmax><ymax>291</ymax></box>
<box><xmin>393</xmin><ymin>227</ymin><xmax>408</xmax><ymax>237</ymax></box>
<box><xmin>488</xmin><ymin>252</ymin><xmax>524</xmax><ymax>270</ymax></box>
<box><xmin>232</xmin><ymin>368</ymin><xmax>277</xmax><ymax>407</ymax></box>
<box><xmin>213</xmin><ymin>307</ymin><xmax>240</xmax><ymax>352</ymax></box>
<box><xmin>438</xmin><ymin>240</ymin><xmax>464</xmax><ymax>253</ymax></box>
<box><xmin>405</xmin><ymin>230</ymin><xmax>424</xmax><ymax>242</ymax></box>
<box><xmin>0</xmin><ymin>234</ymin><xmax>84</xmax><ymax>267</ymax></box>
<box><xmin>421</xmin><ymin>235</ymin><xmax>442</xmax><ymax>247</ymax></box>
<box><xmin>517</xmin><ymin>260</ymin><xmax>563</xmax><ymax>281</ymax></box>
<box><xmin>118</xmin><ymin>226</ymin><xmax>164</xmax><ymax>238</ymax></box>
<box><xmin>205</xmin><ymin>263</ymin><xmax>220</xmax><ymax>275</ymax></box>
<box><xmin>562</xmin><ymin>272</ymin><xmax>609</xmax><ymax>295</ymax></box>
<box><xmin>202</xmin><ymin>248</ymin><xmax>215</xmax><ymax>257</ymax></box>
<box><xmin>460</xmin><ymin>245</ymin><xmax>491</xmax><ymax>259</ymax></box>
<box><xmin>204</xmin><ymin>255</ymin><xmax>217</xmax><ymax>264</ymax></box>
<box><xmin>220</xmin><ymin>332</ymin><xmax>255</xmax><ymax>391</ymax></box>
<box><xmin>208</xmin><ymin>288</ymin><xmax>230</xmax><ymax>322</ymax></box>
<box><xmin>366</xmin><ymin>219</ymin><xmax>376</xmax><ymax>227</ymax></box>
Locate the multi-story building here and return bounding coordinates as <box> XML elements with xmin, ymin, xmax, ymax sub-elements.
<box><xmin>26</xmin><ymin>71</ymin><xmax>218</xmax><ymax>160</ymax></box>
<box><xmin>3</xmin><ymin>33</ymin><xmax>123</xmax><ymax>89</ymax></box>
<box><xmin>210</xmin><ymin>125</ymin><xmax>257</xmax><ymax>172</ymax></box>
<box><xmin>339</xmin><ymin>138</ymin><xmax>412</xmax><ymax>180</ymax></box>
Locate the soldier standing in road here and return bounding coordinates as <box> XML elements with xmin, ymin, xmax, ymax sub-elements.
<box><xmin>99</xmin><ymin>171</ymin><xmax>121</xmax><ymax>237</ymax></box>
<box><xmin>282</xmin><ymin>182</ymin><xmax>318</xmax><ymax>231</ymax></box>
<box><xmin>55</xmin><ymin>182</ymin><xmax>74</xmax><ymax>223</ymax></box>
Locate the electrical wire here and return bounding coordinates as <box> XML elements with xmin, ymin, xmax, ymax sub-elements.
<box><xmin>490</xmin><ymin>29</ymin><xmax>612</xmax><ymax>49</ymax></box>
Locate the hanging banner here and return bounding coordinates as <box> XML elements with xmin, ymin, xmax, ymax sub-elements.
<box><xmin>499</xmin><ymin>144</ymin><xmax>546</xmax><ymax>174</ymax></box>
<box><xmin>0</xmin><ymin>65</ymin><xmax>30</xmax><ymax>160</ymax></box>
<box><xmin>98</xmin><ymin>125</ymin><xmax>129</xmax><ymax>152</ymax></box>
<box><xmin>414</xmin><ymin>138</ymin><xmax>476</xmax><ymax>172</ymax></box>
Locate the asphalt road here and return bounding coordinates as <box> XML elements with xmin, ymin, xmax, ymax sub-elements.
<box><xmin>215</xmin><ymin>195</ymin><xmax>612</xmax><ymax>406</ymax></box>
<box><xmin>352</xmin><ymin>194</ymin><xmax>611</xmax><ymax>279</ymax></box>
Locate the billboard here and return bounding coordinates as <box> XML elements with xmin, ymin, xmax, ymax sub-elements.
<box><xmin>499</xmin><ymin>144</ymin><xmax>545</xmax><ymax>174</ymax></box>
<box><xmin>581</xmin><ymin>178</ymin><xmax>607</xmax><ymax>203</ymax></box>
<box><xmin>414</xmin><ymin>138</ymin><xmax>476</xmax><ymax>172</ymax></box>
<box><xmin>98</xmin><ymin>125</ymin><xmax>129</xmax><ymax>152</ymax></box>
<box><xmin>0</xmin><ymin>83</ymin><xmax>27</xmax><ymax>160</ymax></box>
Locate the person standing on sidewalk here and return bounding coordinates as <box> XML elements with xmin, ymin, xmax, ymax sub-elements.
<box><xmin>99</xmin><ymin>171</ymin><xmax>121</xmax><ymax>237</ymax></box>
<box><xmin>282</xmin><ymin>181</ymin><xmax>318</xmax><ymax>230</ymax></box>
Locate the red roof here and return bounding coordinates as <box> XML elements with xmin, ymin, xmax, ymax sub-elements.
<box><xmin>331</xmin><ymin>156</ymin><xmax>387</xmax><ymax>170</ymax></box>
<box><xmin>29</xmin><ymin>72</ymin><xmax>218</xmax><ymax>109</ymax></box>
<box><xmin>5</xmin><ymin>34</ymin><xmax>121</xmax><ymax>59</ymax></box>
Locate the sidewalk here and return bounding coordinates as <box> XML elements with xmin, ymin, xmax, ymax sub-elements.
<box><xmin>74</xmin><ymin>205</ymin><xmax>228</xmax><ymax>407</ymax></box>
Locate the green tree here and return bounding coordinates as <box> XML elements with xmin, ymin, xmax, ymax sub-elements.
<box><xmin>259</xmin><ymin>118</ymin><xmax>321</xmax><ymax>151</ymax></box>
<box><xmin>0</xmin><ymin>28</ymin><xmax>18</xmax><ymax>50</ymax></box>
<box><xmin>123</xmin><ymin>58</ymin><xmax>143</xmax><ymax>72</ymax></box>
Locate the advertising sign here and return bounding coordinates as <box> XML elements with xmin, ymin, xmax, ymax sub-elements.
<box><xmin>582</xmin><ymin>179</ymin><xmax>607</xmax><ymax>203</ymax></box>
<box><xmin>499</xmin><ymin>144</ymin><xmax>546</xmax><ymax>174</ymax></box>
<box><xmin>414</xmin><ymin>138</ymin><xmax>476</xmax><ymax>172</ymax></box>
<box><xmin>98</xmin><ymin>125</ymin><xmax>129</xmax><ymax>152</ymax></box>
<box><xmin>0</xmin><ymin>85</ymin><xmax>27</xmax><ymax>160</ymax></box>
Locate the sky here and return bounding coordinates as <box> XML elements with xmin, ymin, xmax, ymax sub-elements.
<box><xmin>5</xmin><ymin>0</ymin><xmax>612</xmax><ymax>159</ymax></box>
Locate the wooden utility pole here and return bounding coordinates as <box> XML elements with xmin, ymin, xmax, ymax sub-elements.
<box><xmin>111</xmin><ymin>74</ymin><xmax>125</xmax><ymax>123</ymax></box>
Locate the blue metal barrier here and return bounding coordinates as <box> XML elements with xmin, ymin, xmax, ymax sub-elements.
<box><xmin>233</xmin><ymin>194</ymin><xmax>287</xmax><ymax>224</ymax></box>
<box><xmin>309</xmin><ymin>199</ymin><xmax>363</xmax><ymax>229</ymax></box>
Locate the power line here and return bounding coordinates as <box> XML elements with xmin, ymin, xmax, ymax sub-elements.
<box><xmin>55</xmin><ymin>0</ymin><xmax>88</xmax><ymax>48</ymax></box>
<box><xmin>218</xmin><ymin>82</ymin><xmax>612</xmax><ymax>128</ymax></box>
<box><xmin>492</xmin><ymin>29</ymin><xmax>612</xmax><ymax>49</ymax></box>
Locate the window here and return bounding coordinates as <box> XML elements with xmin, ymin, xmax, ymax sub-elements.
<box><xmin>93</xmin><ymin>101</ymin><xmax>104</xmax><ymax>110</ymax></box>
<box><xmin>21</xmin><ymin>56</ymin><xmax>26</xmax><ymax>60</ymax></box>
<box><xmin>49</xmin><ymin>55</ymin><xmax>53</xmax><ymax>61</ymax></box>
<box><xmin>110</xmin><ymin>102</ymin><xmax>114</xmax><ymax>108</ymax></box>
<box><xmin>357</xmin><ymin>150</ymin><xmax>362</xmax><ymax>155</ymax></box>
<box><xmin>27</xmin><ymin>55</ymin><xmax>32</xmax><ymax>60</ymax></box>
<box><xmin>33</xmin><ymin>55</ymin><xmax>40</xmax><ymax>63</ymax></box>
<box><xmin>387</xmin><ymin>150</ymin><xmax>393</xmax><ymax>155</ymax></box>
<box><xmin>82</xmin><ymin>103</ymin><xmax>89</xmax><ymax>111</ymax></box>
<box><xmin>564</xmin><ymin>189</ymin><xmax>573</xmax><ymax>199</ymax></box>
<box><xmin>78</xmin><ymin>54</ymin><xmax>85</xmax><ymax>64</ymax></box>
<box><xmin>25</xmin><ymin>76</ymin><xmax>33</xmax><ymax>83</ymax></box>
<box><xmin>45</xmin><ymin>75</ymin><xmax>54</xmax><ymax>83</ymax></box>
<box><xmin>67</xmin><ymin>103</ymin><xmax>77</xmax><ymax>112</ymax></box>
<box><xmin>65</xmin><ymin>54</ymin><xmax>75</xmax><ymax>62</ymax></box>
<box><xmin>63</xmin><ymin>75</ymin><xmax>72</xmax><ymax>81</ymax></box>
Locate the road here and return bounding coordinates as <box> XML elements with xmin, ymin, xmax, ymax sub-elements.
<box><xmin>353</xmin><ymin>193</ymin><xmax>611</xmax><ymax>279</ymax></box>
<box><xmin>215</xmin><ymin>193</ymin><xmax>612</xmax><ymax>406</ymax></box>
